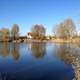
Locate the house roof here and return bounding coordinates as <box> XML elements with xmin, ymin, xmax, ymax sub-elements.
<box><xmin>27</xmin><ymin>32</ymin><xmax>32</xmax><ymax>36</ymax></box>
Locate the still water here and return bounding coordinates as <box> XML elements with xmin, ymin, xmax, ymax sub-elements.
<box><xmin>0</xmin><ymin>42</ymin><xmax>80</xmax><ymax>80</ymax></box>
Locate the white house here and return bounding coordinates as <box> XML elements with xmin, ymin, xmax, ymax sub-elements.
<box><xmin>27</xmin><ymin>32</ymin><xmax>33</xmax><ymax>39</ymax></box>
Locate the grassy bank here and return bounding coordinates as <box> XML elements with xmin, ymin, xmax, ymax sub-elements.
<box><xmin>0</xmin><ymin>38</ymin><xmax>80</xmax><ymax>44</ymax></box>
<box><xmin>51</xmin><ymin>38</ymin><xmax>80</xmax><ymax>44</ymax></box>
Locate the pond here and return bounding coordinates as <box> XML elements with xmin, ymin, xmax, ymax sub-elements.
<box><xmin>0</xmin><ymin>42</ymin><xmax>80</xmax><ymax>80</ymax></box>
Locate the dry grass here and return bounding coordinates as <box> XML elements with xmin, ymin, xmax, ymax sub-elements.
<box><xmin>52</xmin><ymin>38</ymin><xmax>80</xmax><ymax>44</ymax></box>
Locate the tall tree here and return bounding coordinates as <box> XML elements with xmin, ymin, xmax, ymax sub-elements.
<box><xmin>55</xmin><ymin>23</ymin><xmax>66</xmax><ymax>38</ymax></box>
<box><xmin>0</xmin><ymin>28</ymin><xmax>10</xmax><ymax>41</ymax></box>
<box><xmin>63</xmin><ymin>19</ymin><xmax>75</xmax><ymax>38</ymax></box>
<box><xmin>31</xmin><ymin>24</ymin><xmax>46</xmax><ymax>40</ymax></box>
<box><xmin>11</xmin><ymin>24</ymin><xmax>19</xmax><ymax>40</ymax></box>
<box><xmin>54</xmin><ymin>19</ymin><xmax>76</xmax><ymax>39</ymax></box>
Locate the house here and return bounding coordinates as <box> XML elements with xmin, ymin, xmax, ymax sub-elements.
<box><xmin>27</xmin><ymin>32</ymin><xmax>33</xmax><ymax>39</ymax></box>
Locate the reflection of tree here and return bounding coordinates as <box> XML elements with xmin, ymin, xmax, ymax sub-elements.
<box><xmin>54</xmin><ymin>44</ymin><xmax>74</xmax><ymax>64</ymax></box>
<box><xmin>0</xmin><ymin>43</ymin><xmax>10</xmax><ymax>57</ymax></box>
<box><xmin>11</xmin><ymin>43</ymin><xmax>20</xmax><ymax>61</ymax></box>
<box><xmin>28</xmin><ymin>42</ymin><xmax>46</xmax><ymax>58</ymax></box>
<box><xmin>0</xmin><ymin>43</ymin><xmax>20</xmax><ymax>61</ymax></box>
<box><xmin>54</xmin><ymin>43</ymin><xmax>80</xmax><ymax>80</ymax></box>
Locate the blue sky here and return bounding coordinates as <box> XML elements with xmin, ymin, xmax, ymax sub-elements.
<box><xmin>0</xmin><ymin>0</ymin><xmax>80</xmax><ymax>35</ymax></box>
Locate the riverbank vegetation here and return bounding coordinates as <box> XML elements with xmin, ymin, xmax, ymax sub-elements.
<box><xmin>0</xmin><ymin>18</ymin><xmax>80</xmax><ymax>43</ymax></box>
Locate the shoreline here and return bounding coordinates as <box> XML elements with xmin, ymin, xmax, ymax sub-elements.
<box><xmin>51</xmin><ymin>38</ymin><xmax>80</xmax><ymax>44</ymax></box>
<box><xmin>0</xmin><ymin>38</ymin><xmax>80</xmax><ymax>44</ymax></box>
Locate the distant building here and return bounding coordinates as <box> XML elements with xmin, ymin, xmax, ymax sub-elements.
<box><xmin>77</xmin><ymin>31</ymin><xmax>80</xmax><ymax>36</ymax></box>
<box><xmin>27</xmin><ymin>32</ymin><xmax>33</xmax><ymax>39</ymax></box>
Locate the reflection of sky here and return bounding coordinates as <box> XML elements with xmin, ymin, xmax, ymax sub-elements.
<box><xmin>0</xmin><ymin>0</ymin><xmax>80</xmax><ymax>35</ymax></box>
<box><xmin>0</xmin><ymin>43</ymin><xmax>74</xmax><ymax>80</ymax></box>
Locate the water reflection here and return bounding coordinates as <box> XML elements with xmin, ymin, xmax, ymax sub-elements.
<box><xmin>54</xmin><ymin>43</ymin><xmax>80</xmax><ymax>80</ymax></box>
<box><xmin>0</xmin><ymin>43</ymin><xmax>20</xmax><ymax>61</ymax></box>
<box><xmin>0</xmin><ymin>42</ymin><xmax>79</xmax><ymax>80</ymax></box>
<box><xmin>54</xmin><ymin>44</ymin><xmax>74</xmax><ymax>64</ymax></box>
<box><xmin>0</xmin><ymin>43</ymin><xmax>10</xmax><ymax>57</ymax></box>
<box><xmin>28</xmin><ymin>42</ymin><xmax>46</xmax><ymax>58</ymax></box>
<box><xmin>11</xmin><ymin>43</ymin><xmax>20</xmax><ymax>61</ymax></box>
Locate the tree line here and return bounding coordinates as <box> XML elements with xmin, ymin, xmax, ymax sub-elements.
<box><xmin>0</xmin><ymin>18</ymin><xmax>78</xmax><ymax>41</ymax></box>
<box><xmin>0</xmin><ymin>24</ymin><xmax>19</xmax><ymax>41</ymax></box>
<box><xmin>54</xmin><ymin>18</ymin><xmax>76</xmax><ymax>39</ymax></box>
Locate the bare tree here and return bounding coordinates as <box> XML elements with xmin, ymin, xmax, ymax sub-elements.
<box><xmin>54</xmin><ymin>19</ymin><xmax>76</xmax><ymax>39</ymax></box>
<box><xmin>63</xmin><ymin>19</ymin><xmax>75</xmax><ymax>38</ymax></box>
<box><xmin>0</xmin><ymin>28</ymin><xmax>10</xmax><ymax>41</ymax></box>
<box><xmin>55</xmin><ymin>23</ymin><xmax>66</xmax><ymax>38</ymax></box>
<box><xmin>11</xmin><ymin>24</ymin><xmax>19</xmax><ymax>40</ymax></box>
<box><xmin>31</xmin><ymin>24</ymin><xmax>46</xmax><ymax>40</ymax></box>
